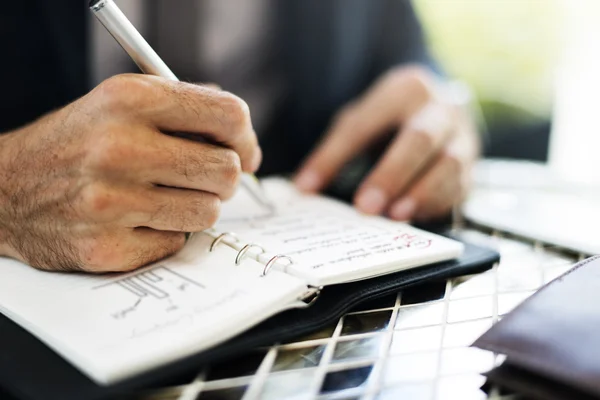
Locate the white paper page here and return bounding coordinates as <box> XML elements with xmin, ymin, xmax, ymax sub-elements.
<box><xmin>216</xmin><ymin>178</ymin><xmax>464</xmax><ymax>286</ymax></box>
<box><xmin>0</xmin><ymin>233</ymin><xmax>307</xmax><ymax>384</ymax></box>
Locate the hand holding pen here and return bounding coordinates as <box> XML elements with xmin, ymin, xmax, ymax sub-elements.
<box><xmin>0</xmin><ymin>1</ymin><xmax>269</xmax><ymax>273</ymax></box>
<box><xmin>90</xmin><ymin>0</ymin><xmax>273</xmax><ymax>211</ymax></box>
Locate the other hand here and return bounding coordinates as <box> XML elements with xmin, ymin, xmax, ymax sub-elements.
<box><xmin>0</xmin><ymin>74</ymin><xmax>261</xmax><ymax>272</ymax></box>
<box><xmin>295</xmin><ymin>65</ymin><xmax>480</xmax><ymax>221</ymax></box>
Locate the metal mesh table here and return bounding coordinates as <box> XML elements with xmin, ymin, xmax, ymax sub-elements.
<box><xmin>143</xmin><ymin>225</ymin><xmax>585</xmax><ymax>400</ymax></box>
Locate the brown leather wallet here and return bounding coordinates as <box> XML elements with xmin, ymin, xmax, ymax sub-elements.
<box><xmin>474</xmin><ymin>255</ymin><xmax>600</xmax><ymax>399</ymax></box>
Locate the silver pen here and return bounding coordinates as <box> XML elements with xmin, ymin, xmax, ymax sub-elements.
<box><xmin>89</xmin><ymin>0</ymin><xmax>273</xmax><ymax>211</ymax></box>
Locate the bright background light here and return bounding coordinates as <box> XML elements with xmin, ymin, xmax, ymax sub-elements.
<box><xmin>416</xmin><ymin>0</ymin><xmax>600</xmax><ymax>184</ymax></box>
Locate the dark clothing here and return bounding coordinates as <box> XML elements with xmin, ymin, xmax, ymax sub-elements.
<box><xmin>0</xmin><ymin>1</ymin><xmax>88</xmax><ymax>133</ymax></box>
<box><xmin>0</xmin><ymin>0</ymin><xmax>434</xmax><ymax>188</ymax></box>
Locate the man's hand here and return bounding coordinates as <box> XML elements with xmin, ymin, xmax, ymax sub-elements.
<box><xmin>0</xmin><ymin>74</ymin><xmax>261</xmax><ymax>273</ymax></box>
<box><xmin>295</xmin><ymin>66</ymin><xmax>480</xmax><ymax>221</ymax></box>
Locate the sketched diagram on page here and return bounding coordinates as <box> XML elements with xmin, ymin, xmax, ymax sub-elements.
<box><xmin>92</xmin><ymin>266</ymin><xmax>208</xmax><ymax>336</ymax></box>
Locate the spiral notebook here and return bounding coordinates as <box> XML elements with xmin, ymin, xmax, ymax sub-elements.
<box><xmin>0</xmin><ymin>178</ymin><xmax>463</xmax><ymax>385</ymax></box>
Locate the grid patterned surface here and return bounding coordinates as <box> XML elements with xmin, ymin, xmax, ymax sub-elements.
<box><xmin>142</xmin><ymin>225</ymin><xmax>585</xmax><ymax>400</ymax></box>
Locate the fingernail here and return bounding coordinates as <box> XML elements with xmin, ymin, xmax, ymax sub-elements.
<box><xmin>356</xmin><ymin>187</ymin><xmax>387</xmax><ymax>215</ymax></box>
<box><xmin>295</xmin><ymin>170</ymin><xmax>321</xmax><ymax>192</ymax></box>
<box><xmin>250</xmin><ymin>147</ymin><xmax>262</xmax><ymax>172</ymax></box>
<box><xmin>390</xmin><ymin>197</ymin><xmax>416</xmax><ymax>221</ymax></box>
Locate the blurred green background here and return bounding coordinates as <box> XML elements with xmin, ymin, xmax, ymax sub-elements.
<box><xmin>414</xmin><ymin>0</ymin><xmax>563</xmax><ymax>160</ymax></box>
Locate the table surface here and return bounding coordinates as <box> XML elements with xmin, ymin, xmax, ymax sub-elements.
<box><xmin>142</xmin><ymin>225</ymin><xmax>585</xmax><ymax>400</ymax></box>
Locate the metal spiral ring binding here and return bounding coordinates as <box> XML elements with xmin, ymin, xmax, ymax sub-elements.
<box><xmin>262</xmin><ymin>255</ymin><xmax>294</xmax><ymax>277</ymax></box>
<box><xmin>235</xmin><ymin>244</ymin><xmax>266</xmax><ymax>265</ymax></box>
<box><xmin>209</xmin><ymin>232</ymin><xmax>239</xmax><ymax>252</ymax></box>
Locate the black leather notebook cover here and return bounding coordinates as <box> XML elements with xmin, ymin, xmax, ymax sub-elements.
<box><xmin>474</xmin><ymin>255</ymin><xmax>600</xmax><ymax>400</ymax></box>
<box><xmin>0</xmin><ymin>239</ymin><xmax>499</xmax><ymax>400</ymax></box>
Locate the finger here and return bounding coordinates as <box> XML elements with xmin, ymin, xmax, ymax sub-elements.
<box><xmin>145</xmin><ymin>130</ymin><xmax>242</xmax><ymax>199</ymax></box>
<box><xmin>89</xmin><ymin>125</ymin><xmax>242</xmax><ymax>200</ymax></box>
<box><xmin>78</xmin><ymin>182</ymin><xmax>221</xmax><ymax>232</ymax></box>
<box><xmin>126</xmin><ymin>228</ymin><xmax>187</xmax><ymax>271</ymax></box>
<box><xmin>388</xmin><ymin>150</ymin><xmax>464</xmax><ymax>222</ymax></box>
<box><xmin>83</xmin><ymin>228</ymin><xmax>186</xmax><ymax>273</ymax></box>
<box><xmin>295</xmin><ymin>69</ymin><xmax>431</xmax><ymax>192</ymax></box>
<box><xmin>98</xmin><ymin>74</ymin><xmax>260</xmax><ymax>173</ymax></box>
<box><xmin>126</xmin><ymin>186</ymin><xmax>221</xmax><ymax>233</ymax></box>
<box><xmin>294</xmin><ymin>103</ymin><xmax>374</xmax><ymax>191</ymax></box>
<box><xmin>354</xmin><ymin>102</ymin><xmax>454</xmax><ymax>215</ymax></box>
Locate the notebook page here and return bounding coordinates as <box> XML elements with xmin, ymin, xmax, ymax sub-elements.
<box><xmin>217</xmin><ymin>178</ymin><xmax>464</xmax><ymax>286</ymax></box>
<box><xmin>0</xmin><ymin>233</ymin><xmax>307</xmax><ymax>384</ymax></box>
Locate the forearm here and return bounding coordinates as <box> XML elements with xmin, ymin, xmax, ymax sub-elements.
<box><xmin>0</xmin><ymin>130</ymin><xmax>17</xmax><ymax>258</ymax></box>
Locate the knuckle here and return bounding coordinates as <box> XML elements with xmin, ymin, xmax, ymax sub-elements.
<box><xmin>218</xmin><ymin>150</ymin><xmax>242</xmax><ymax>192</ymax></box>
<box><xmin>410</xmin><ymin>127</ymin><xmax>436</xmax><ymax>151</ymax></box>
<box><xmin>88</xmin><ymin>128</ymin><xmax>130</xmax><ymax>169</ymax></box>
<box><xmin>191</xmin><ymin>194</ymin><xmax>220</xmax><ymax>229</ymax></box>
<box><xmin>79</xmin><ymin>182</ymin><xmax>114</xmax><ymax>216</ymax></box>
<box><xmin>96</xmin><ymin>74</ymin><xmax>148</xmax><ymax>111</ymax></box>
<box><xmin>404</xmin><ymin>65</ymin><xmax>431</xmax><ymax>83</ymax></box>
<box><xmin>221</xmin><ymin>93</ymin><xmax>251</xmax><ymax>131</ymax></box>
<box><xmin>386</xmin><ymin>65</ymin><xmax>432</xmax><ymax>95</ymax></box>
<box><xmin>203</xmin><ymin>195</ymin><xmax>221</xmax><ymax>228</ymax></box>
<box><xmin>170</xmin><ymin>233</ymin><xmax>187</xmax><ymax>253</ymax></box>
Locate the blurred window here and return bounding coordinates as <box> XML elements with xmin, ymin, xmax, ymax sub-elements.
<box><xmin>414</xmin><ymin>0</ymin><xmax>569</xmax><ymax>159</ymax></box>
